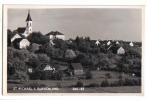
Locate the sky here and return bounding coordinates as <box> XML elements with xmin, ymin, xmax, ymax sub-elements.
<box><xmin>8</xmin><ymin>8</ymin><xmax>142</xmax><ymax>41</ymax></box>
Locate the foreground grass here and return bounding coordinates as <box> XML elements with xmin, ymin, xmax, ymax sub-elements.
<box><xmin>7</xmin><ymin>70</ymin><xmax>141</xmax><ymax>93</ymax></box>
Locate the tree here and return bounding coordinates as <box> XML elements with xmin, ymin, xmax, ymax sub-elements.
<box><xmin>27</xmin><ymin>43</ymin><xmax>40</xmax><ymax>52</ymax></box>
<box><xmin>7</xmin><ymin>58</ymin><xmax>29</xmax><ymax>80</ymax></box>
<box><xmin>37</xmin><ymin>54</ymin><xmax>50</xmax><ymax>63</ymax></box>
<box><xmin>28</xmin><ymin>32</ymin><xmax>49</xmax><ymax>45</ymax></box>
<box><xmin>53</xmin><ymin>39</ymin><xmax>68</xmax><ymax>51</ymax></box>
<box><xmin>65</xmin><ymin>49</ymin><xmax>76</xmax><ymax>59</ymax></box>
<box><xmin>27</xmin><ymin>56</ymin><xmax>40</xmax><ymax>69</ymax></box>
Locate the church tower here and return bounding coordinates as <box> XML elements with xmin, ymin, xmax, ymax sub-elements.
<box><xmin>26</xmin><ymin>10</ymin><xmax>32</xmax><ymax>35</ymax></box>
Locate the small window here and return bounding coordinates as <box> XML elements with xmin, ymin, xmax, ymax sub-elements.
<box><xmin>30</xmin><ymin>23</ymin><xmax>31</xmax><ymax>26</ymax></box>
<box><xmin>27</xmin><ymin>23</ymin><xmax>28</xmax><ymax>27</ymax></box>
<box><xmin>30</xmin><ymin>29</ymin><xmax>31</xmax><ymax>31</ymax></box>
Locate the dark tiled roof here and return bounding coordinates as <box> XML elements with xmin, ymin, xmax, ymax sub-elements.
<box><xmin>12</xmin><ymin>38</ymin><xmax>23</xmax><ymax>43</ymax></box>
<box><xmin>13</xmin><ymin>38</ymin><xmax>29</xmax><ymax>43</ymax></box>
<box><xmin>70</xmin><ymin>63</ymin><xmax>83</xmax><ymax>70</ymax></box>
<box><xmin>26</xmin><ymin>13</ymin><xmax>32</xmax><ymax>21</ymax></box>
<box><xmin>11</xmin><ymin>32</ymin><xmax>21</xmax><ymax>39</ymax></box>
<box><xmin>17</xmin><ymin>27</ymin><xmax>26</xmax><ymax>33</ymax></box>
<box><xmin>46</xmin><ymin>31</ymin><xmax>64</xmax><ymax>36</ymax></box>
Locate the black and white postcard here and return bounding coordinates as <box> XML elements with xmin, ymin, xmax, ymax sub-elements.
<box><xmin>2</xmin><ymin>5</ymin><xmax>144</xmax><ymax>95</ymax></box>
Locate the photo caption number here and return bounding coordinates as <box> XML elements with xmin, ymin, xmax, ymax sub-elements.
<box><xmin>72</xmin><ymin>87</ymin><xmax>84</xmax><ymax>91</ymax></box>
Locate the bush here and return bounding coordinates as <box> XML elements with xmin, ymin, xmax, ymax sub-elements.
<box><xmin>110</xmin><ymin>78</ymin><xmax>141</xmax><ymax>87</ymax></box>
<box><xmin>105</xmin><ymin>73</ymin><xmax>112</xmax><ymax>79</ymax></box>
<box><xmin>101</xmin><ymin>80</ymin><xmax>109</xmax><ymax>87</ymax></box>
<box><xmin>86</xmin><ymin>83</ymin><xmax>100</xmax><ymax>87</ymax></box>
<box><xmin>56</xmin><ymin>82</ymin><xmax>62</xmax><ymax>88</ymax></box>
<box><xmin>74</xmin><ymin>81</ymin><xmax>84</xmax><ymax>87</ymax></box>
<box><xmin>85</xmin><ymin>71</ymin><xmax>93</xmax><ymax>79</ymax></box>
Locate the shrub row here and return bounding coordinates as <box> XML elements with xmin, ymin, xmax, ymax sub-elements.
<box><xmin>101</xmin><ymin>78</ymin><xmax>141</xmax><ymax>87</ymax></box>
<box><xmin>72</xmin><ymin>78</ymin><xmax>141</xmax><ymax>88</ymax></box>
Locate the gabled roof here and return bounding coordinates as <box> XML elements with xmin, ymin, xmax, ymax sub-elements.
<box><xmin>36</xmin><ymin>63</ymin><xmax>53</xmax><ymax>71</ymax></box>
<box><xmin>46</xmin><ymin>31</ymin><xmax>64</xmax><ymax>36</ymax></box>
<box><xmin>11</xmin><ymin>33</ymin><xmax>22</xmax><ymax>39</ymax></box>
<box><xmin>26</xmin><ymin>12</ymin><xmax>32</xmax><ymax>21</ymax></box>
<box><xmin>12</xmin><ymin>38</ymin><xmax>23</xmax><ymax>43</ymax></box>
<box><xmin>12</xmin><ymin>38</ymin><xmax>29</xmax><ymax>44</ymax></box>
<box><xmin>17</xmin><ymin>27</ymin><xmax>26</xmax><ymax>33</ymax></box>
<box><xmin>70</xmin><ymin>63</ymin><xmax>83</xmax><ymax>70</ymax></box>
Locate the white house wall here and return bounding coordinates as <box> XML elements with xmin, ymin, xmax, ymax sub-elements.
<box><xmin>49</xmin><ymin>35</ymin><xmax>65</xmax><ymax>40</ymax></box>
<box><xmin>20</xmin><ymin>39</ymin><xmax>30</xmax><ymax>49</ymax></box>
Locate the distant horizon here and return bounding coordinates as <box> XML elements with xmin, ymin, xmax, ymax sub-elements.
<box><xmin>8</xmin><ymin>8</ymin><xmax>142</xmax><ymax>42</ymax></box>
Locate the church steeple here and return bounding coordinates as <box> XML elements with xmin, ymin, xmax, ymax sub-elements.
<box><xmin>26</xmin><ymin>10</ymin><xmax>32</xmax><ymax>35</ymax></box>
<box><xmin>26</xmin><ymin>10</ymin><xmax>32</xmax><ymax>21</ymax></box>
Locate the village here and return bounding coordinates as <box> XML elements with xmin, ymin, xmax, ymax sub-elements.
<box><xmin>7</xmin><ymin>11</ymin><xmax>142</xmax><ymax>93</ymax></box>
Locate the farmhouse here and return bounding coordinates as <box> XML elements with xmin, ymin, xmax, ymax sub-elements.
<box><xmin>116</xmin><ymin>41</ymin><xmax>120</xmax><ymax>45</ymax></box>
<box><xmin>13</xmin><ymin>38</ymin><xmax>30</xmax><ymax>49</ymax></box>
<box><xmin>129</xmin><ymin>42</ymin><xmax>134</xmax><ymax>47</ymax></box>
<box><xmin>46</xmin><ymin>31</ymin><xmax>65</xmax><ymax>40</ymax></box>
<box><xmin>117</xmin><ymin>47</ymin><xmax>125</xmax><ymax>55</ymax></box>
<box><xmin>95</xmin><ymin>40</ymin><xmax>100</xmax><ymax>45</ymax></box>
<box><xmin>28</xmin><ymin>68</ymin><xmax>33</xmax><ymax>73</ymax></box>
<box><xmin>36</xmin><ymin>63</ymin><xmax>55</xmax><ymax>72</ymax></box>
<box><xmin>107</xmin><ymin>41</ymin><xmax>111</xmax><ymax>45</ymax></box>
<box><xmin>69</xmin><ymin>63</ymin><xmax>84</xmax><ymax>76</ymax></box>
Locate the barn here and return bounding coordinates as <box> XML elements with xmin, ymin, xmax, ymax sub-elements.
<box><xmin>69</xmin><ymin>63</ymin><xmax>84</xmax><ymax>76</ymax></box>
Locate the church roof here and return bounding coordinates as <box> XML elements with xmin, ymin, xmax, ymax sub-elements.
<box><xmin>46</xmin><ymin>31</ymin><xmax>64</xmax><ymax>36</ymax></box>
<box><xmin>17</xmin><ymin>27</ymin><xmax>26</xmax><ymax>33</ymax></box>
<box><xmin>26</xmin><ymin>12</ymin><xmax>32</xmax><ymax>21</ymax></box>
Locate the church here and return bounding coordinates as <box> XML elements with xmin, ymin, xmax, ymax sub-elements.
<box><xmin>11</xmin><ymin>11</ymin><xmax>32</xmax><ymax>49</ymax></box>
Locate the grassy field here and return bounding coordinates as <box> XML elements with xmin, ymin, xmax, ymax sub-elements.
<box><xmin>7</xmin><ymin>70</ymin><xmax>141</xmax><ymax>93</ymax></box>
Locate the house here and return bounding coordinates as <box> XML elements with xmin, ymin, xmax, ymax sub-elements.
<box><xmin>95</xmin><ymin>40</ymin><xmax>100</xmax><ymax>45</ymax></box>
<box><xmin>69</xmin><ymin>63</ymin><xmax>84</xmax><ymax>76</ymax></box>
<box><xmin>13</xmin><ymin>38</ymin><xmax>30</xmax><ymax>49</ymax></box>
<box><xmin>116</xmin><ymin>41</ymin><xmax>120</xmax><ymax>45</ymax></box>
<box><xmin>36</xmin><ymin>63</ymin><xmax>55</xmax><ymax>72</ymax></box>
<box><xmin>46</xmin><ymin>31</ymin><xmax>65</xmax><ymax>40</ymax></box>
<box><xmin>28</xmin><ymin>68</ymin><xmax>33</xmax><ymax>73</ymax></box>
<box><xmin>107</xmin><ymin>41</ymin><xmax>111</xmax><ymax>45</ymax></box>
<box><xmin>129</xmin><ymin>42</ymin><xmax>134</xmax><ymax>47</ymax></box>
<box><xmin>117</xmin><ymin>47</ymin><xmax>125</xmax><ymax>55</ymax></box>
